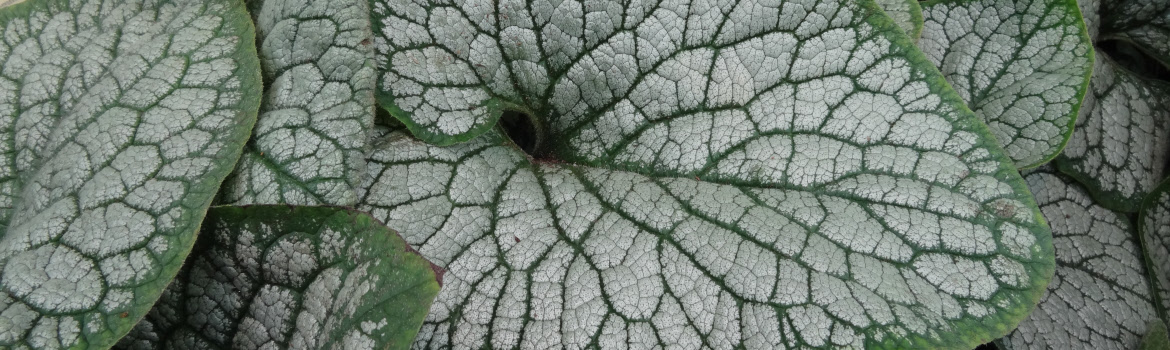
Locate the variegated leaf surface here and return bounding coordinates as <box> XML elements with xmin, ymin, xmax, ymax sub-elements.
<box><xmin>918</xmin><ymin>0</ymin><xmax>1094</xmax><ymax>168</ymax></box>
<box><xmin>0</xmin><ymin>0</ymin><xmax>261</xmax><ymax>348</ymax></box>
<box><xmin>116</xmin><ymin>205</ymin><xmax>440</xmax><ymax>350</ymax></box>
<box><xmin>999</xmin><ymin>169</ymin><xmax>1161</xmax><ymax>350</ymax></box>
<box><xmin>221</xmin><ymin>0</ymin><xmax>377</xmax><ymax>206</ymax></box>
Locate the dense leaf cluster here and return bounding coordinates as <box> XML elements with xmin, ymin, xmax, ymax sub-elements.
<box><xmin>0</xmin><ymin>0</ymin><xmax>1167</xmax><ymax>349</ymax></box>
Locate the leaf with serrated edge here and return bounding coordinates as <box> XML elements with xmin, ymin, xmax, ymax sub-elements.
<box><xmin>115</xmin><ymin>205</ymin><xmax>440</xmax><ymax>350</ymax></box>
<box><xmin>917</xmin><ymin>0</ymin><xmax>1094</xmax><ymax>168</ymax></box>
<box><xmin>0</xmin><ymin>0</ymin><xmax>260</xmax><ymax>347</ymax></box>
<box><xmin>1140</xmin><ymin>178</ymin><xmax>1170</xmax><ymax>323</ymax></box>
<box><xmin>1054</xmin><ymin>55</ymin><xmax>1170</xmax><ymax>212</ymax></box>
<box><xmin>999</xmin><ymin>169</ymin><xmax>1159</xmax><ymax>350</ymax></box>
<box><xmin>220</xmin><ymin>0</ymin><xmax>376</xmax><ymax>206</ymax></box>
<box><xmin>368</xmin><ymin>0</ymin><xmax>1054</xmax><ymax>347</ymax></box>
<box><xmin>877</xmin><ymin>0</ymin><xmax>925</xmax><ymax>39</ymax></box>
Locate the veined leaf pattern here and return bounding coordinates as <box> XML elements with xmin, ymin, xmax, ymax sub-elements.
<box><xmin>918</xmin><ymin>0</ymin><xmax>1094</xmax><ymax>168</ymax></box>
<box><xmin>1054</xmin><ymin>55</ymin><xmax>1170</xmax><ymax>212</ymax></box>
<box><xmin>1140</xmin><ymin>179</ymin><xmax>1170</xmax><ymax>325</ymax></box>
<box><xmin>116</xmin><ymin>206</ymin><xmax>440</xmax><ymax>350</ymax></box>
<box><xmin>0</xmin><ymin>0</ymin><xmax>261</xmax><ymax>347</ymax></box>
<box><xmin>364</xmin><ymin>0</ymin><xmax>1055</xmax><ymax>347</ymax></box>
<box><xmin>1000</xmin><ymin>169</ymin><xmax>1160</xmax><ymax>350</ymax></box>
<box><xmin>221</xmin><ymin>0</ymin><xmax>377</xmax><ymax>206</ymax></box>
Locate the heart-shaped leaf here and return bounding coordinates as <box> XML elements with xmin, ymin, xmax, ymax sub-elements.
<box><xmin>221</xmin><ymin>0</ymin><xmax>377</xmax><ymax>206</ymax></box>
<box><xmin>917</xmin><ymin>0</ymin><xmax>1094</xmax><ymax>168</ymax></box>
<box><xmin>0</xmin><ymin>0</ymin><xmax>260</xmax><ymax>347</ymax></box>
<box><xmin>361</xmin><ymin>121</ymin><xmax>1054</xmax><ymax>349</ymax></box>
<box><xmin>367</xmin><ymin>0</ymin><xmax>1055</xmax><ymax>348</ymax></box>
<box><xmin>116</xmin><ymin>205</ymin><xmax>441</xmax><ymax>350</ymax></box>
<box><xmin>999</xmin><ymin>169</ymin><xmax>1160</xmax><ymax>350</ymax></box>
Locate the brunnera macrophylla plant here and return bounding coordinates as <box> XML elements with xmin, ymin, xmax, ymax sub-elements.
<box><xmin>0</xmin><ymin>0</ymin><xmax>1168</xmax><ymax>349</ymax></box>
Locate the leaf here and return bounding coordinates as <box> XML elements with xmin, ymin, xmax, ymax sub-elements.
<box><xmin>220</xmin><ymin>0</ymin><xmax>376</xmax><ymax>206</ymax></box>
<box><xmin>1140</xmin><ymin>178</ymin><xmax>1170</xmax><ymax>323</ymax></box>
<box><xmin>0</xmin><ymin>0</ymin><xmax>260</xmax><ymax>347</ymax></box>
<box><xmin>367</xmin><ymin>0</ymin><xmax>1055</xmax><ymax>347</ymax></box>
<box><xmin>362</xmin><ymin>121</ymin><xmax>1054</xmax><ymax>349</ymax></box>
<box><xmin>1079</xmin><ymin>0</ymin><xmax>1101</xmax><ymax>37</ymax></box>
<box><xmin>1099</xmin><ymin>0</ymin><xmax>1170</xmax><ymax>67</ymax></box>
<box><xmin>1143</xmin><ymin>321</ymin><xmax>1170</xmax><ymax>350</ymax></box>
<box><xmin>917</xmin><ymin>0</ymin><xmax>1095</xmax><ymax>168</ymax></box>
<box><xmin>115</xmin><ymin>205</ymin><xmax>441</xmax><ymax>350</ymax></box>
<box><xmin>877</xmin><ymin>0</ymin><xmax>924</xmax><ymax>39</ymax></box>
<box><xmin>364</xmin><ymin>124</ymin><xmax>1055</xmax><ymax>349</ymax></box>
<box><xmin>999</xmin><ymin>169</ymin><xmax>1160</xmax><ymax>350</ymax></box>
<box><xmin>1054</xmin><ymin>54</ymin><xmax>1170</xmax><ymax>212</ymax></box>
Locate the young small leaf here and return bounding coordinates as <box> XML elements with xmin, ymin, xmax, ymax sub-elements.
<box><xmin>221</xmin><ymin>0</ymin><xmax>376</xmax><ymax>206</ymax></box>
<box><xmin>1054</xmin><ymin>55</ymin><xmax>1170</xmax><ymax>212</ymax></box>
<box><xmin>0</xmin><ymin>0</ymin><xmax>261</xmax><ymax>347</ymax></box>
<box><xmin>918</xmin><ymin>0</ymin><xmax>1095</xmax><ymax>168</ymax></box>
<box><xmin>115</xmin><ymin>205</ymin><xmax>440</xmax><ymax>350</ymax></box>
<box><xmin>877</xmin><ymin>0</ymin><xmax>925</xmax><ymax>39</ymax></box>
<box><xmin>999</xmin><ymin>169</ymin><xmax>1160</xmax><ymax>350</ymax></box>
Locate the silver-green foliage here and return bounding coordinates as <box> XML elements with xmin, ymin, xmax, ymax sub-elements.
<box><xmin>0</xmin><ymin>0</ymin><xmax>261</xmax><ymax>347</ymax></box>
<box><xmin>995</xmin><ymin>0</ymin><xmax>1170</xmax><ymax>348</ymax></box>
<box><xmin>918</xmin><ymin>0</ymin><xmax>1094</xmax><ymax>168</ymax></box>
<box><xmin>364</xmin><ymin>0</ymin><xmax>1057</xmax><ymax>348</ymax></box>
<box><xmin>29</xmin><ymin>0</ymin><xmax>1170</xmax><ymax>348</ymax></box>
<box><xmin>1053</xmin><ymin>0</ymin><xmax>1170</xmax><ymax>213</ymax></box>
<box><xmin>222</xmin><ymin>0</ymin><xmax>377</xmax><ymax>206</ymax></box>
<box><xmin>1001</xmin><ymin>169</ymin><xmax>1160</xmax><ymax>350</ymax></box>
<box><xmin>115</xmin><ymin>206</ymin><xmax>440</xmax><ymax>350</ymax></box>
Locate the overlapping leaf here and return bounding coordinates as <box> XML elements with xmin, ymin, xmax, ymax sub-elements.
<box><xmin>365</xmin><ymin>0</ymin><xmax>1056</xmax><ymax>347</ymax></box>
<box><xmin>1045</xmin><ymin>0</ymin><xmax>1170</xmax><ymax>212</ymax></box>
<box><xmin>221</xmin><ymin>0</ymin><xmax>376</xmax><ymax>206</ymax></box>
<box><xmin>877</xmin><ymin>0</ymin><xmax>924</xmax><ymax>39</ymax></box>
<box><xmin>116</xmin><ymin>205</ymin><xmax>440</xmax><ymax>350</ymax></box>
<box><xmin>999</xmin><ymin>169</ymin><xmax>1160</xmax><ymax>350</ymax></box>
<box><xmin>1054</xmin><ymin>55</ymin><xmax>1170</xmax><ymax>212</ymax></box>
<box><xmin>1141</xmin><ymin>179</ymin><xmax>1170</xmax><ymax>323</ymax></box>
<box><xmin>0</xmin><ymin>0</ymin><xmax>260</xmax><ymax>348</ymax></box>
<box><xmin>918</xmin><ymin>0</ymin><xmax>1094</xmax><ymax>168</ymax></box>
<box><xmin>1099</xmin><ymin>0</ymin><xmax>1170</xmax><ymax>66</ymax></box>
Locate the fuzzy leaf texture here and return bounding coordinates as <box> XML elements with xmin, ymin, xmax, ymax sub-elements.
<box><xmin>221</xmin><ymin>0</ymin><xmax>377</xmax><ymax>206</ymax></box>
<box><xmin>999</xmin><ymin>169</ymin><xmax>1162</xmax><ymax>350</ymax></box>
<box><xmin>0</xmin><ymin>0</ymin><xmax>261</xmax><ymax>348</ymax></box>
<box><xmin>115</xmin><ymin>205</ymin><xmax>440</xmax><ymax>350</ymax></box>
<box><xmin>917</xmin><ymin>0</ymin><xmax>1094</xmax><ymax>168</ymax></box>
<box><xmin>363</xmin><ymin>0</ymin><xmax>1056</xmax><ymax>348</ymax></box>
